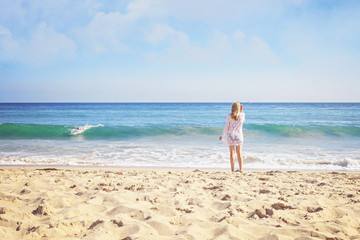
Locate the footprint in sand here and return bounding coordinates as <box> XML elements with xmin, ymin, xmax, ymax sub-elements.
<box><xmin>187</xmin><ymin>198</ymin><xmax>203</xmax><ymax>207</ymax></box>
<box><xmin>147</xmin><ymin>221</ymin><xmax>174</xmax><ymax>236</ymax></box>
<box><xmin>107</xmin><ymin>206</ymin><xmax>137</xmax><ymax>216</ymax></box>
<box><xmin>107</xmin><ymin>205</ymin><xmax>146</xmax><ymax>221</ymax></box>
<box><xmin>153</xmin><ymin>205</ymin><xmax>177</xmax><ymax>217</ymax></box>
<box><xmin>212</xmin><ymin>201</ymin><xmax>231</xmax><ymax>211</ymax></box>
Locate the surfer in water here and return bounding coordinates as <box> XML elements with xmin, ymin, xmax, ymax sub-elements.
<box><xmin>71</xmin><ymin>125</ymin><xmax>88</xmax><ymax>135</ymax></box>
<box><xmin>219</xmin><ymin>102</ymin><xmax>245</xmax><ymax>172</ymax></box>
<box><xmin>71</xmin><ymin>124</ymin><xmax>103</xmax><ymax>135</ymax></box>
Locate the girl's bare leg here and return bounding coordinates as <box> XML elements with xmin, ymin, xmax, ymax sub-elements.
<box><xmin>236</xmin><ymin>145</ymin><xmax>243</xmax><ymax>172</ymax></box>
<box><xmin>229</xmin><ymin>146</ymin><xmax>235</xmax><ymax>172</ymax></box>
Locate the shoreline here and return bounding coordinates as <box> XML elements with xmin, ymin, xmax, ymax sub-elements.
<box><xmin>1</xmin><ymin>166</ymin><xmax>360</xmax><ymax>239</ymax></box>
<box><xmin>1</xmin><ymin>164</ymin><xmax>359</xmax><ymax>173</ymax></box>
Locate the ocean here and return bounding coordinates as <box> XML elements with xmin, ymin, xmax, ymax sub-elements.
<box><xmin>0</xmin><ymin>102</ymin><xmax>359</xmax><ymax>170</ymax></box>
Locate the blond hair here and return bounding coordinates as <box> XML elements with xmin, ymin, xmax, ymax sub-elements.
<box><xmin>231</xmin><ymin>102</ymin><xmax>240</xmax><ymax>120</ymax></box>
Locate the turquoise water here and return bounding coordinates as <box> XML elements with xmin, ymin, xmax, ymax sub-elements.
<box><xmin>0</xmin><ymin>103</ymin><xmax>359</xmax><ymax>170</ymax></box>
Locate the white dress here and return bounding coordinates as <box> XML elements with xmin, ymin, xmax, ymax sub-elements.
<box><xmin>221</xmin><ymin>112</ymin><xmax>245</xmax><ymax>146</ymax></box>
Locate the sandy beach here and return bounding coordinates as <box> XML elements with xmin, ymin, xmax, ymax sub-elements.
<box><xmin>0</xmin><ymin>166</ymin><xmax>359</xmax><ymax>240</ymax></box>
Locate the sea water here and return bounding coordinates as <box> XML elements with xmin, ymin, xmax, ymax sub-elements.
<box><xmin>0</xmin><ymin>102</ymin><xmax>359</xmax><ymax>170</ymax></box>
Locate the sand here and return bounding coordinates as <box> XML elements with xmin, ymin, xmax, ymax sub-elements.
<box><xmin>0</xmin><ymin>166</ymin><xmax>359</xmax><ymax>240</ymax></box>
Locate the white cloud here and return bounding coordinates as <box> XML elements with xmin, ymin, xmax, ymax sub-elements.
<box><xmin>210</xmin><ymin>30</ymin><xmax>230</xmax><ymax>53</ymax></box>
<box><xmin>79</xmin><ymin>0</ymin><xmax>171</xmax><ymax>54</ymax></box>
<box><xmin>81</xmin><ymin>12</ymin><xmax>135</xmax><ymax>53</ymax></box>
<box><xmin>0</xmin><ymin>25</ymin><xmax>11</xmax><ymax>37</ymax></box>
<box><xmin>145</xmin><ymin>23</ymin><xmax>189</xmax><ymax>47</ymax></box>
<box><xmin>84</xmin><ymin>0</ymin><xmax>103</xmax><ymax>15</ymax></box>
<box><xmin>1</xmin><ymin>0</ymin><xmax>294</xmax><ymax>59</ymax></box>
<box><xmin>0</xmin><ymin>25</ymin><xmax>19</xmax><ymax>59</ymax></box>
<box><xmin>136</xmin><ymin>0</ymin><xmax>303</xmax><ymax>23</ymax></box>
<box><xmin>145</xmin><ymin>24</ymin><xmax>177</xmax><ymax>43</ymax></box>
<box><xmin>232</xmin><ymin>30</ymin><xmax>245</xmax><ymax>42</ymax></box>
<box><xmin>0</xmin><ymin>23</ymin><xmax>76</xmax><ymax>65</ymax></box>
<box><xmin>0</xmin><ymin>0</ymin><xmax>25</xmax><ymax>22</ymax></box>
<box><xmin>144</xmin><ymin>26</ymin><xmax>279</xmax><ymax>66</ymax></box>
<box><xmin>144</xmin><ymin>24</ymin><xmax>210</xmax><ymax>64</ymax></box>
<box><xmin>126</xmin><ymin>0</ymin><xmax>167</xmax><ymax>19</ymax></box>
<box><xmin>27</xmin><ymin>23</ymin><xmax>76</xmax><ymax>59</ymax></box>
<box><xmin>247</xmin><ymin>36</ymin><xmax>279</xmax><ymax>64</ymax></box>
<box><xmin>78</xmin><ymin>0</ymin><xmax>172</xmax><ymax>54</ymax></box>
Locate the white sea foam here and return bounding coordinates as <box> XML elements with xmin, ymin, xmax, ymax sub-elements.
<box><xmin>1</xmin><ymin>139</ymin><xmax>360</xmax><ymax>171</ymax></box>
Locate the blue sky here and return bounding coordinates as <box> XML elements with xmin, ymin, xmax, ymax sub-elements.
<box><xmin>0</xmin><ymin>0</ymin><xmax>359</xmax><ymax>102</ymax></box>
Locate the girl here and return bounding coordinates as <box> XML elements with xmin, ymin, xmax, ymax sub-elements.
<box><xmin>219</xmin><ymin>102</ymin><xmax>245</xmax><ymax>172</ymax></box>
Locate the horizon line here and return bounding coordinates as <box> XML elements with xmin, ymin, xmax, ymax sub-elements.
<box><xmin>1</xmin><ymin>101</ymin><xmax>359</xmax><ymax>104</ymax></box>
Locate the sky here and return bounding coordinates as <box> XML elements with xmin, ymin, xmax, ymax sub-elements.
<box><xmin>0</xmin><ymin>0</ymin><xmax>359</xmax><ymax>102</ymax></box>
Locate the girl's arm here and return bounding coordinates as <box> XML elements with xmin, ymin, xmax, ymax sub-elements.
<box><xmin>219</xmin><ymin>115</ymin><xmax>230</xmax><ymax>141</ymax></box>
<box><xmin>240</xmin><ymin>105</ymin><xmax>245</xmax><ymax>123</ymax></box>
